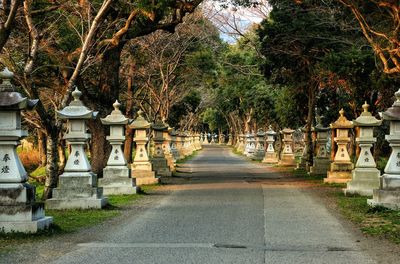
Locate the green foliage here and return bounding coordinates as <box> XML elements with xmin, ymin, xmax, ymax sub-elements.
<box><xmin>201</xmin><ymin>108</ymin><xmax>222</xmax><ymax>132</ymax></box>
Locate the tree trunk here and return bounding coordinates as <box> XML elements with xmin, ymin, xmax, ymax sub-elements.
<box><xmin>306</xmin><ymin>84</ymin><xmax>316</xmax><ymax>167</ymax></box>
<box><xmin>87</xmin><ymin>44</ymin><xmax>124</xmax><ymax>176</ymax></box>
<box><xmin>37</xmin><ymin>129</ymin><xmax>47</xmax><ymax>167</ymax></box>
<box><xmin>88</xmin><ymin>119</ymin><xmax>110</xmax><ymax>177</ymax></box>
<box><xmin>124</xmin><ymin>63</ymin><xmax>135</xmax><ymax>163</ymax></box>
<box><xmin>42</xmin><ymin>128</ymin><xmax>59</xmax><ymax>200</ymax></box>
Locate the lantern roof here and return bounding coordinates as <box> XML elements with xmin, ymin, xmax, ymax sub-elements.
<box><xmin>130</xmin><ymin>110</ymin><xmax>150</xmax><ymax>129</ymax></box>
<box><xmin>266</xmin><ymin>125</ymin><xmax>277</xmax><ymax>136</ymax></box>
<box><xmin>382</xmin><ymin>89</ymin><xmax>400</xmax><ymax>121</ymax></box>
<box><xmin>257</xmin><ymin>128</ymin><xmax>266</xmax><ymax>136</ymax></box>
<box><xmin>313</xmin><ymin>114</ymin><xmax>330</xmax><ymax>132</ymax></box>
<box><xmin>330</xmin><ymin>108</ymin><xmax>353</xmax><ymax>129</ymax></box>
<box><xmin>281</xmin><ymin>128</ymin><xmax>294</xmax><ymax>134</ymax></box>
<box><xmin>57</xmin><ymin>87</ymin><xmax>98</xmax><ymax>119</ymax></box>
<box><xmin>101</xmin><ymin>100</ymin><xmax>129</xmax><ymax>125</ymax></box>
<box><xmin>0</xmin><ymin>67</ymin><xmax>38</xmax><ymax>110</ymax></box>
<box><xmin>151</xmin><ymin>119</ymin><xmax>168</xmax><ymax>130</ymax></box>
<box><xmin>353</xmin><ymin>102</ymin><xmax>382</xmax><ymax>127</ymax></box>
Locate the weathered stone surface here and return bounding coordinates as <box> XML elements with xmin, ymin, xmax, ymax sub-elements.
<box><xmin>252</xmin><ymin>129</ymin><xmax>265</xmax><ymax>161</ymax></box>
<box><xmin>369</xmin><ymin>90</ymin><xmax>400</xmax><ymax>209</ymax></box>
<box><xmin>263</xmin><ymin>126</ymin><xmax>278</xmax><ymax>164</ymax></box>
<box><xmin>278</xmin><ymin>128</ymin><xmax>296</xmax><ymax>166</ymax></box>
<box><xmin>345</xmin><ymin>102</ymin><xmax>382</xmax><ymax>196</ymax></box>
<box><xmin>309</xmin><ymin>115</ymin><xmax>330</xmax><ymax>176</ymax></box>
<box><xmin>324</xmin><ymin>109</ymin><xmax>354</xmax><ymax>183</ymax></box>
<box><xmin>46</xmin><ymin>87</ymin><xmax>106</xmax><ymax>210</ymax></box>
<box><xmin>129</xmin><ymin>111</ymin><xmax>158</xmax><ymax>186</ymax></box>
<box><xmin>0</xmin><ymin>68</ymin><xmax>52</xmax><ymax>233</ymax></box>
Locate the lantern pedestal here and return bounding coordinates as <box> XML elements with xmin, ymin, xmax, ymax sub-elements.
<box><xmin>309</xmin><ymin>157</ymin><xmax>330</xmax><ymax>176</ymax></box>
<box><xmin>346</xmin><ymin>168</ymin><xmax>380</xmax><ymax>196</ymax></box>
<box><xmin>100</xmin><ymin>167</ymin><xmax>136</xmax><ymax>195</ymax></box>
<box><xmin>47</xmin><ymin>171</ymin><xmax>107</xmax><ymax>209</ymax></box>
<box><xmin>0</xmin><ymin>183</ymin><xmax>53</xmax><ymax>233</ymax></box>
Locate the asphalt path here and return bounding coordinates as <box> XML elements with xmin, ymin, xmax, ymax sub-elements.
<box><xmin>50</xmin><ymin>145</ymin><xmax>376</xmax><ymax>264</ymax></box>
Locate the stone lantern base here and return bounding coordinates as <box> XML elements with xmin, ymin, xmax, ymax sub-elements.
<box><xmin>0</xmin><ymin>183</ymin><xmax>53</xmax><ymax>233</ymax></box>
<box><xmin>165</xmin><ymin>154</ymin><xmax>175</xmax><ymax>171</ymax></box>
<box><xmin>344</xmin><ymin>168</ymin><xmax>380</xmax><ymax>196</ymax></box>
<box><xmin>368</xmin><ymin>175</ymin><xmax>400</xmax><ymax>209</ymax></box>
<box><xmin>278</xmin><ymin>154</ymin><xmax>296</xmax><ymax>166</ymax></box>
<box><xmin>309</xmin><ymin>157</ymin><xmax>330</xmax><ymax>176</ymax></box>
<box><xmin>131</xmin><ymin>162</ymin><xmax>159</xmax><ymax>186</ymax></box>
<box><xmin>252</xmin><ymin>150</ymin><xmax>265</xmax><ymax>161</ymax></box>
<box><xmin>324</xmin><ymin>162</ymin><xmax>353</xmax><ymax>183</ymax></box>
<box><xmin>368</xmin><ymin>190</ymin><xmax>400</xmax><ymax>210</ymax></box>
<box><xmin>151</xmin><ymin>157</ymin><xmax>172</xmax><ymax>177</ymax></box>
<box><xmin>296</xmin><ymin>156</ymin><xmax>308</xmax><ymax>171</ymax></box>
<box><xmin>262</xmin><ymin>153</ymin><xmax>278</xmax><ymax>164</ymax></box>
<box><xmin>46</xmin><ymin>172</ymin><xmax>108</xmax><ymax>210</ymax></box>
<box><xmin>99</xmin><ymin>167</ymin><xmax>137</xmax><ymax>195</ymax></box>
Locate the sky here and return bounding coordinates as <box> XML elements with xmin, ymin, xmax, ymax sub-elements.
<box><xmin>202</xmin><ymin>0</ymin><xmax>269</xmax><ymax>43</ymax></box>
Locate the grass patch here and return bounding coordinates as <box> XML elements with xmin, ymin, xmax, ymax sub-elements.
<box><xmin>291</xmin><ymin>168</ymin><xmax>325</xmax><ymax>182</ymax></box>
<box><xmin>0</xmin><ymin>184</ymin><xmax>158</xmax><ymax>250</ymax></box>
<box><xmin>176</xmin><ymin>151</ymin><xmax>198</xmax><ymax>164</ymax></box>
<box><xmin>335</xmin><ymin>191</ymin><xmax>400</xmax><ymax>244</ymax></box>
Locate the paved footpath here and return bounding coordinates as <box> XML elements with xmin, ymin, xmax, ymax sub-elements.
<box><xmin>46</xmin><ymin>145</ymin><xmax>376</xmax><ymax>264</ymax></box>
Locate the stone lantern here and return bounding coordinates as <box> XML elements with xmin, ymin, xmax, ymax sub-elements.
<box><xmin>170</xmin><ymin>129</ymin><xmax>180</xmax><ymax>164</ymax></box>
<box><xmin>252</xmin><ymin>129</ymin><xmax>266</xmax><ymax>161</ymax></box>
<box><xmin>227</xmin><ymin>134</ymin><xmax>233</xmax><ymax>146</ymax></box>
<box><xmin>130</xmin><ymin>110</ymin><xmax>158</xmax><ymax>185</ymax></box>
<box><xmin>47</xmin><ymin>87</ymin><xmax>107</xmax><ymax>209</ymax></box>
<box><xmin>278</xmin><ymin>128</ymin><xmax>296</xmax><ymax>166</ymax></box>
<box><xmin>175</xmin><ymin>130</ymin><xmax>184</xmax><ymax>159</ymax></box>
<box><xmin>151</xmin><ymin>120</ymin><xmax>172</xmax><ymax>177</ymax></box>
<box><xmin>163</xmin><ymin>124</ymin><xmax>175</xmax><ymax>171</ymax></box>
<box><xmin>99</xmin><ymin>100</ymin><xmax>136</xmax><ymax>195</ymax></box>
<box><xmin>0</xmin><ymin>68</ymin><xmax>52</xmax><ymax>233</ymax></box>
<box><xmin>369</xmin><ymin>89</ymin><xmax>400</xmax><ymax>209</ymax></box>
<box><xmin>200</xmin><ymin>132</ymin><xmax>206</xmax><ymax>145</ymax></box>
<box><xmin>296</xmin><ymin>125</ymin><xmax>308</xmax><ymax>171</ymax></box>
<box><xmin>218</xmin><ymin>133</ymin><xmax>224</xmax><ymax>145</ymax></box>
<box><xmin>237</xmin><ymin>134</ymin><xmax>245</xmax><ymax>153</ymax></box>
<box><xmin>324</xmin><ymin>109</ymin><xmax>354</xmax><ymax>183</ymax></box>
<box><xmin>262</xmin><ymin>125</ymin><xmax>278</xmax><ymax>164</ymax></box>
<box><xmin>345</xmin><ymin>102</ymin><xmax>382</xmax><ymax>196</ymax></box>
<box><xmin>247</xmin><ymin>132</ymin><xmax>256</xmax><ymax>157</ymax></box>
<box><xmin>309</xmin><ymin>115</ymin><xmax>331</xmax><ymax>176</ymax></box>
